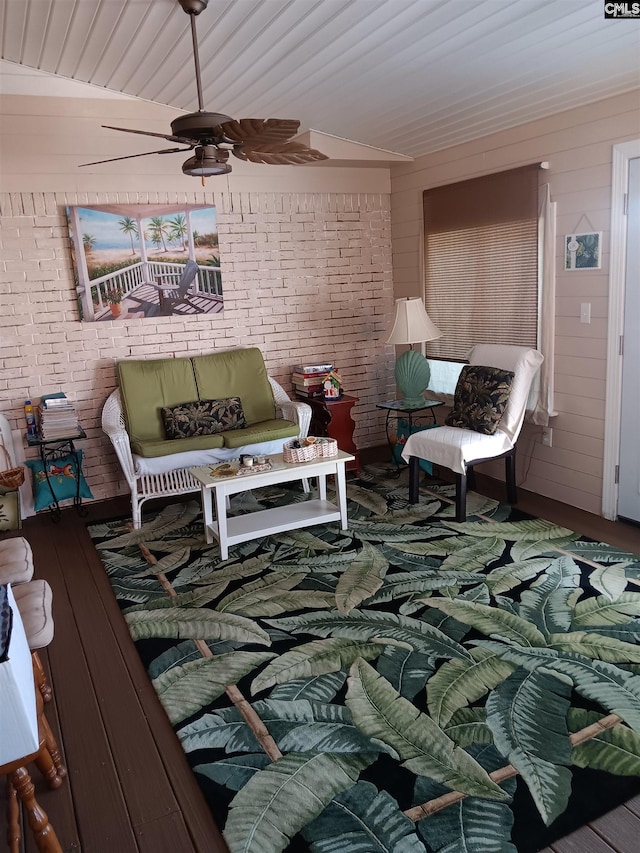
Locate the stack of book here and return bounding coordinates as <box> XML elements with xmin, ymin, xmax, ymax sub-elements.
<box><xmin>38</xmin><ymin>392</ymin><xmax>81</xmax><ymax>439</ymax></box>
<box><xmin>291</xmin><ymin>363</ymin><xmax>334</xmax><ymax>398</ymax></box>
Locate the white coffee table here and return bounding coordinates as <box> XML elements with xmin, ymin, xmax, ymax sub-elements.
<box><xmin>189</xmin><ymin>450</ymin><xmax>354</xmax><ymax>560</ymax></box>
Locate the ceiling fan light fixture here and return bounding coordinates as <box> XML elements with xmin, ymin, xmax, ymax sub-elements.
<box><xmin>182</xmin><ymin>145</ymin><xmax>231</xmax><ymax>176</ymax></box>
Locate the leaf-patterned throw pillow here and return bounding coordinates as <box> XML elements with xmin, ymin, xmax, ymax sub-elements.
<box><xmin>161</xmin><ymin>398</ymin><xmax>247</xmax><ymax>440</ymax></box>
<box><xmin>445</xmin><ymin>365</ymin><xmax>514</xmax><ymax>435</ymax></box>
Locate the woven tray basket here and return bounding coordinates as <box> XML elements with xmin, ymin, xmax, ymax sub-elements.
<box><xmin>283</xmin><ymin>437</ymin><xmax>338</xmax><ymax>463</ymax></box>
<box><xmin>315</xmin><ymin>437</ymin><xmax>338</xmax><ymax>458</ymax></box>
<box><xmin>0</xmin><ymin>444</ymin><xmax>25</xmax><ymax>490</ymax></box>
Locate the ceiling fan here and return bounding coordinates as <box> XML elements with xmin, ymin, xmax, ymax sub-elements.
<box><xmin>80</xmin><ymin>0</ymin><xmax>327</xmax><ymax>179</ymax></box>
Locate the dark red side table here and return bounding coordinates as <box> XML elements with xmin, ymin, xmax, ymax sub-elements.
<box><xmin>296</xmin><ymin>394</ymin><xmax>361</xmax><ymax>474</ymax></box>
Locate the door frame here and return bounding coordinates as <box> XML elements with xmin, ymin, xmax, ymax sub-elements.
<box><xmin>603</xmin><ymin>139</ymin><xmax>640</xmax><ymax>520</ymax></box>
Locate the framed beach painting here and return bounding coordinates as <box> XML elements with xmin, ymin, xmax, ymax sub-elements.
<box><xmin>66</xmin><ymin>203</ymin><xmax>223</xmax><ymax>321</ymax></box>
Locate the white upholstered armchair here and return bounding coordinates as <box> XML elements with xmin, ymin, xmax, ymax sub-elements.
<box><xmin>402</xmin><ymin>345</ymin><xmax>543</xmax><ymax>521</ymax></box>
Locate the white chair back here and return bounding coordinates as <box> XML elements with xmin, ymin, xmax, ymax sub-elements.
<box><xmin>468</xmin><ymin>345</ymin><xmax>543</xmax><ymax>442</ymax></box>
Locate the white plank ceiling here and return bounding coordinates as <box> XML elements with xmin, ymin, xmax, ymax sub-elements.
<box><xmin>1</xmin><ymin>0</ymin><xmax>639</xmax><ymax>158</ymax></box>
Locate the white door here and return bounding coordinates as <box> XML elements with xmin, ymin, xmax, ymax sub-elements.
<box><xmin>618</xmin><ymin>157</ymin><xmax>640</xmax><ymax>524</ymax></box>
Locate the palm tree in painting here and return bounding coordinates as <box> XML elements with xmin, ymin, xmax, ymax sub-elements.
<box><xmin>148</xmin><ymin>229</ymin><xmax>161</xmax><ymax>251</ymax></box>
<box><xmin>148</xmin><ymin>216</ymin><xmax>171</xmax><ymax>253</ymax></box>
<box><xmin>118</xmin><ymin>216</ymin><xmax>139</xmax><ymax>255</ymax></box>
<box><xmin>169</xmin><ymin>214</ymin><xmax>188</xmax><ymax>251</ymax></box>
<box><xmin>83</xmin><ymin>233</ymin><xmax>96</xmax><ymax>252</ymax></box>
<box><xmin>142</xmin><ymin>228</ymin><xmax>159</xmax><ymax>252</ymax></box>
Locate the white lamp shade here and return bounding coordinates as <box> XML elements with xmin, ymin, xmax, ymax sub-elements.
<box><xmin>387</xmin><ymin>298</ymin><xmax>442</xmax><ymax>345</ymax></box>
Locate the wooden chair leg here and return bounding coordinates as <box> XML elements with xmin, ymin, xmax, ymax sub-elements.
<box><xmin>455</xmin><ymin>472</ymin><xmax>467</xmax><ymax>522</ymax></box>
<box><xmin>40</xmin><ymin>713</ymin><xmax>66</xmax><ymax>779</ymax></box>
<box><xmin>32</xmin><ymin>652</ymin><xmax>52</xmax><ymax>703</ymax></box>
<box><xmin>505</xmin><ymin>449</ymin><xmax>517</xmax><ymax>504</ymax></box>
<box><xmin>6</xmin><ymin>777</ymin><xmax>20</xmax><ymax>853</ymax></box>
<box><xmin>33</xmin><ymin>683</ymin><xmax>64</xmax><ymax>787</ymax></box>
<box><xmin>10</xmin><ymin>766</ymin><xmax>62</xmax><ymax>853</ymax></box>
<box><xmin>33</xmin><ymin>744</ymin><xmax>62</xmax><ymax>791</ymax></box>
<box><xmin>408</xmin><ymin>456</ymin><xmax>420</xmax><ymax>504</ymax></box>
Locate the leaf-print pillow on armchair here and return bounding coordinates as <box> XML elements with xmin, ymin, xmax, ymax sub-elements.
<box><xmin>161</xmin><ymin>398</ymin><xmax>247</xmax><ymax>439</ymax></box>
<box><xmin>445</xmin><ymin>365</ymin><xmax>514</xmax><ymax>435</ymax></box>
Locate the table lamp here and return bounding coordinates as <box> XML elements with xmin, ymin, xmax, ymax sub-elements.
<box><xmin>386</xmin><ymin>297</ymin><xmax>442</xmax><ymax>407</ymax></box>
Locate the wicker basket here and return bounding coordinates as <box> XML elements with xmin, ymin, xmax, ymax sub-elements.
<box><xmin>315</xmin><ymin>437</ymin><xmax>338</xmax><ymax>458</ymax></box>
<box><xmin>0</xmin><ymin>444</ymin><xmax>25</xmax><ymax>490</ymax></box>
<box><xmin>283</xmin><ymin>437</ymin><xmax>338</xmax><ymax>463</ymax></box>
<box><xmin>283</xmin><ymin>441</ymin><xmax>317</xmax><ymax>463</ymax></box>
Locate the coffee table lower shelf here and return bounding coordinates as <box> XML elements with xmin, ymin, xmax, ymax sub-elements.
<box><xmin>189</xmin><ymin>450</ymin><xmax>354</xmax><ymax>560</ymax></box>
<box><xmin>206</xmin><ymin>499</ymin><xmax>343</xmax><ymax>555</ymax></box>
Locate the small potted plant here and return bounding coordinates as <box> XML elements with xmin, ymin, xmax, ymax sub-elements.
<box><xmin>106</xmin><ymin>290</ymin><xmax>123</xmax><ymax>317</ymax></box>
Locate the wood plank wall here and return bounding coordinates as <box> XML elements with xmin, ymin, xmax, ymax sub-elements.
<box><xmin>390</xmin><ymin>90</ymin><xmax>640</xmax><ymax>515</ymax></box>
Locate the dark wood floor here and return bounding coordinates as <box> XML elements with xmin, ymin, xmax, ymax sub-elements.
<box><xmin>1</xmin><ymin>455</ymin><xmax>639</xmax><ymax>853</ymax></box>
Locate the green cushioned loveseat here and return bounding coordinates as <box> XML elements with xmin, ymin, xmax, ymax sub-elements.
<box><xmin>101</xmin><ymin>348</ymin><xmax>311</xmax><ymax>528</ymax></box>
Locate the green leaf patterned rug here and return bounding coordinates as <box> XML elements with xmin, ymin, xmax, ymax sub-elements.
<box><xmin>88</xmin><ymin>465</ymin><xmax>640</xmax><ymax>853</ymax></box>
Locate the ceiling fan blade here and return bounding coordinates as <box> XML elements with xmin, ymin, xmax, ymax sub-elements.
<box><xmin>79</xmin><ymin>147</ymin><xmax>193</xmax><ymax>167</ymax></box>
<box><xmin>220</xmin><ymin>118</ymin><xmax>301</xmax><ymax>146</ymax></box>
<box><xmin>102</xmin><ymin>124</ymin><xmax>197</xmax><ymax>145</ymax></box>
<box><xmin>244</xmin><ymin>140</ymin><xmax>322</xmax><ymax>155</ymax></box>
<box><xmin>234</xmin><ymin>143</ymin><xmax>328</xmax><ymax>165</ymax></box>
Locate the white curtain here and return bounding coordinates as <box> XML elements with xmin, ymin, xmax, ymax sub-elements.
<box><xmin>531</xmin><ymin>183</ymin><xmax>557</xmax><ymax>425</ymax></box>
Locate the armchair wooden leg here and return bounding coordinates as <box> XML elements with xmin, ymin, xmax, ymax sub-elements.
<box><xmin>33</xmin><ymin>744</ymin><xmax>62</xmax><ymax>791</ymax></box>
<box><xmin>32</xmin><ymin>652</ymin><xmax>52</xmax><ymax>703</ymax></box>
<box><xmin>505</xmin><ymin>449</ymin><xmax>517</xmax><ymax>504</ymax></box>
<box><xmin>10</xmin><ymin>766</ymin><xmax>62</xmax><ymax>853</ymax></box>
<box><xmin>455</xmin><ymin>472</ymin><xmax>467</xmax><ymax>522</ymax></box>
<box><xmin>6</xmin><ymin>777</ymin><xmax>20</xmax><ymax>853</ymax></box>
<box><xmin>34</xmin><ymin>675</ymin><xmax>65</xmax><ymax>785</ymax></box>
<box><xmin>408</xmin><ymin>456</ymin><xmax>420</xmax><ymax>504</ymax></box>
<box><xmin>40</xmin><ymin>713</ymin><xmax>66</xmax><ymax>779</ymax></box>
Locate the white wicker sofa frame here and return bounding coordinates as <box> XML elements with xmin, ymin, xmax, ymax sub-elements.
<box><xmin>102</xmin><ymin>377</ymin><xmax>311</xmax><ymax>528</ymax></box>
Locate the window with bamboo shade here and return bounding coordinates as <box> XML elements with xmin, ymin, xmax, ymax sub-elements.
<box><xmin>423</xmin><ymin>165</ymin><xmax>539</xmax><ymax>362</ymax></box>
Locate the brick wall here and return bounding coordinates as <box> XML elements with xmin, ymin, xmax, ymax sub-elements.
<box><xmin>0</xmin><ymin>190</ymin><xmax>395</xmax><ymax>507</ymax></box>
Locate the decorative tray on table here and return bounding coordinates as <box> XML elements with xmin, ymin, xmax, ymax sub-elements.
<box><xmin>207</xmin><ymin>459</ymin><xmax>274</xmax><ymax>479</ymax></box>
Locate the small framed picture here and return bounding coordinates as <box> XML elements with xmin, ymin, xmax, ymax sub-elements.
<box><xmin>565</xmin><ymin>232</ymin><xmax>602</xmax><ymax>270</ymax></box>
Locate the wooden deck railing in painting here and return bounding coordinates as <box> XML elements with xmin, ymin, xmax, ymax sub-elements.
<box><xmin>90</xmin><ymin>261</ymin><xmax>222</xmax><ymax>312</ymax></box>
